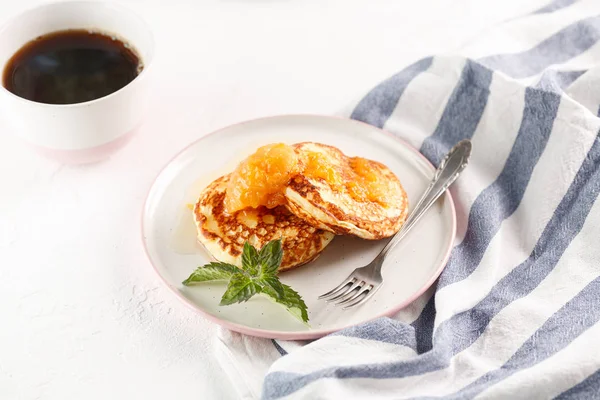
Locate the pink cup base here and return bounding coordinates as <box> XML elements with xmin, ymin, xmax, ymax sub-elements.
<box><xmin>29</xmin><ymin>127</ymin><xmax>139</xmax><ymax>164</ymax></box>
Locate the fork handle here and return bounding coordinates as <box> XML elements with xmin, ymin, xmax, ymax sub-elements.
<box><xmin>378</xmin><ymin>139</ymin><xmax>472</xmax><ymax>260</ymax></box>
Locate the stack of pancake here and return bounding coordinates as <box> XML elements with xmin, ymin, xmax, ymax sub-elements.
<box><xmin>193</xmin><ymin>142</ymin><xmax>409</xmax><ymax>272</ymax></box>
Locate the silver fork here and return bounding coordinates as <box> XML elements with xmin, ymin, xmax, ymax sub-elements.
<box><xmin>319</xmin><ymin>139</ymin><xmax>472</xmax><ymax>309</ymax></box>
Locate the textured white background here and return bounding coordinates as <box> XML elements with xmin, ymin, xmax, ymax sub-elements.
<box><xmin>0</xmin><ymin>0</ymin><xmax>549</xmax><ymax>399</ymax></box>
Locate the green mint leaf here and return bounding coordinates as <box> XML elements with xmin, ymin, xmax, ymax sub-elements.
<box><xmin>182</xmin><ymin>262</ymin><xmax>243</xmax><ymax>285</ymax></box>
<box><xmin>183</xmin><ymin>240</ymin><xmax>309</xmax><ymax>324</ymax></box>
<box><xmin>264</xmin><ymin>283</ymin><xmax>309</xmax><ymax>323</ymax></box>
<box><xmin>220</xmin><ymin>273</ymin><xmax>261</xmax><ymax>305</ymax></box>
<box><xmin>241</xmin><ymin>242</ymin><xmax>259</xmax><ymax>273</ymax></box>
<box><xmin>258</xmin><ymin>275</ymin><xmax>285</xmax><ymax>299</ymax></box>
<box><xmin>258</xmin><ymin>239</ymin><xmax>283</xmax><ymax>276</ymax></box>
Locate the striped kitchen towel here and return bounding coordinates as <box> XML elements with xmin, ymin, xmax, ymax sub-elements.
<box><xmin>215</xmin><ymin>0</ymin><xmax>600</xmax><ymax>398</ymax></box>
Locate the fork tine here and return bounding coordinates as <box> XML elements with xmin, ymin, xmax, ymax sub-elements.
<box><xmin>318</xmin><ymin>277</ymin><xmax>356</xmax><ymax>300</ymax></box>
<box><xmin>334</xmin><ymin>281</ymin><xmax>365</xmax><ymax>304</ymax></box>
<box><xmin>343</xmin><ymin>284</ymin><xmax>380</xmax><ymax>309</ymax></box>
<box><xmin>329</xmin><ymin>280</ymin><xmax>365</xmax><ymax>302</ymax></box>
<box><xmin>336</xmin><ymin>284</ymin><xmax>371</xmax><ymax>306</ymax></box>
<box><xmin>326</xmin><ymin>279</ymin><xmax>362</xmax><ymax>302</ymax></box>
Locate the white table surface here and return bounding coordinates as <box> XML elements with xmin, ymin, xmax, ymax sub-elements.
<box><xmin>0</xmin><ymin>0</ymin><xmax>549</xmax><ymax>399</ymax></box>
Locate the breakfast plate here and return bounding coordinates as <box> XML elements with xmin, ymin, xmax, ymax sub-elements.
<box><xmin>142</xmin><ymin>114</ymin><xmax>456</xmax><ymax>340</ymax></box>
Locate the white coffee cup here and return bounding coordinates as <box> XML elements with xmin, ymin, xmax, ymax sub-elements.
<box><xmin>0</xmin><ymin>1</ymin><xmax>155</xmax><ymax>164</ymax></box>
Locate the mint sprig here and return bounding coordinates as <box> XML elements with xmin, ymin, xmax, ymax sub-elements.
<box><xmin>219</xmin><ymin>273</ymin><xmax>262</xmax><ymax>305</ymax></box>
<box><xmin>182</xmin><ymin>262</ymin><xmax>243</xmax><ymax>285</ymax></box>
<box><xmin>182</xmin><ymin>239</ymin><xmax>309</xmax><ymax>323</ymax></box>
<box><xmin>258</xmin><ymin>239</ymin><xmax>283</xmax><ymax>276</ymax></box>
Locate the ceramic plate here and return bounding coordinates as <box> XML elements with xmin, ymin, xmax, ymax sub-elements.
<box><xmin>142</xmin><ymin>115</ymin><xmax>456</xmax><ymax>340</ymax></box>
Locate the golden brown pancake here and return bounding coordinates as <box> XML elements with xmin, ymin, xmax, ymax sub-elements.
<box><xmin>284</xmin><ymin>142</ymin><xmax>409</xmax><ymax>240</ymax></box>
<box><xmin>194</xmin><ymin>174</ymin><xmax>335</xmax><ymax>271</ymax></box>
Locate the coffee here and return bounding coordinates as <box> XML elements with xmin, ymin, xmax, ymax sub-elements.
<box><xmin>2</xmin><ymin>29</ymin><xmax>141</xmax><ymax>105</ymax></box>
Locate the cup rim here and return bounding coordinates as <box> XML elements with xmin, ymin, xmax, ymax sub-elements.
<box><xmin>0</xmin><ymin>0</ymin><xmax>155</xmax><ymax>109</ymax></box>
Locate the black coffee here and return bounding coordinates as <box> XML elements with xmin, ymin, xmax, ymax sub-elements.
<box><xmin>2</xmin><ymin>29</ymin><xmax>141</xmax><ymax>105</ymax></box>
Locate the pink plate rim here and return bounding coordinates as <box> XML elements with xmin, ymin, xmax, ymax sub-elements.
<box><xmin>140</xmin><ymin>114</ymin><xmax>457</xmax><ymax>340</ymax></box>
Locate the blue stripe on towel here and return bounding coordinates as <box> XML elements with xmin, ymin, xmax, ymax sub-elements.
<box><xmin>331</xmin><ymin>317</ymin><xmax>417</xmax><ymax>350</ymax></box>
<box><xmin>533</xmin><ymin>0</ymin><xmax>580</xmax><ymax>15</ymax></box>
<box><xmin>556</xmin><ymin>368</ymin><xmax>600</xmax><ymax>399</ymax></box>
<box><xmin>535</xmin><ymin>69</ymin><xmax>587</xmax><ymax>92</ymax></box>
<box><xmin>411</xmin><ymin>292</ymin><xmax>437</xmax><ymax>354</ymax></box>
<box><xmin>271</xmin><ymin>340</ymin><xmax>287</xmax><ymax>356</ymax></box>
<box><xmin>351</xmin><ymin>57</ymin><xmax>433</xmax><ymax>128</ymax></box>
<box><xmin>479</xmin><ymin>16</ymin><xmax>600</xmax><ymax>78</ymax></box>
<box><xmin>419</xmin><ymin>60</ymin><xmax>493</xmax><ymax>166</ymax></box>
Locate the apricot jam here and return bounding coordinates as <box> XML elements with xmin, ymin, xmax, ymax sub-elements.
<box><xmin>303</xmin><ymin>151</ymin><xmax>342</xmax><ymax>186</ymax></box>
<box><xmin>224</xmin><ymin>143</ymin><xmax>299</xmax><ymax>214</ymax></box>
<box><xmin>302</xmin><ymin>151</ymin><xmax>392</xmax><ymax>206</ymax></box>
<box><xmin>347</xmin><ymin>157</ymin><xmax>390</xmax><ymax>205</ymax></box>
